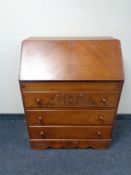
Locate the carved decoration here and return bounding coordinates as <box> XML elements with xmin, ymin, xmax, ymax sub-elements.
<box><xmin>47</xmin><ymin>93</ymin><xmax>96</xmax><ymax>107</ymax></box>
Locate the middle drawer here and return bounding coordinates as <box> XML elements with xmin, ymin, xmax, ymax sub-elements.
<box><xmin>26</xmin><ymin>110</ymin><xmax>116</xmax><ymax>126</ymax></box>
<box><xmin>23</xmin><ymin>91</ymin><xmax>120</xmax><ymax>108</ymax></box>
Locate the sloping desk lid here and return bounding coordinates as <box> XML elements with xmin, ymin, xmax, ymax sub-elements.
<box><xmin>19</xmin><ymin>37</ymin><xmax>124</xmax><ymax>81</ymax></box>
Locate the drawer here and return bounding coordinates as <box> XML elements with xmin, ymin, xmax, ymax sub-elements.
<box><xmin>28</xmin><ymin>126</ymin><xmax>112</xmax><ymax>139</ymax></box>
<box><xmin>21</xmin><ymin>81</ymin><xmax>123</xmax><ymax>91</ymax></box>
<box><xmin>26</xmin><ymin>110</ymin><xmax>115</xmax><ymax>125</ymax></box>
<box><xmin>23</xmin><ymin>91</ymin><xmax>120</xmax><ymax>108</ymax></box>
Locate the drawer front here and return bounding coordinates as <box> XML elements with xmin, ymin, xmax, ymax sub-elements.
<box><xmin>26</xmin><ymin>110</ymin><xmax>115</xmax><ymax>125</ymax></box>
<box><xmin>21</xmin><ymin>82</ymin><xmax>123</xmax><ymax>91</ymax></box>
<box><xmin>23</xmin><ymin>91</ymin><xmax>120</xmax><ymax>108</ymax></box>
<box><xmin>29</xmin><ymin>126</ymin><xmax>112</xmax><ymax>139</ymax></box>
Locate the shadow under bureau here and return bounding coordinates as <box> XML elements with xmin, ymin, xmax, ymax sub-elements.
<box><xmin>19</xmin><ymin>37</ymin><xmax>124</xmax><ymax>149</ymax></box>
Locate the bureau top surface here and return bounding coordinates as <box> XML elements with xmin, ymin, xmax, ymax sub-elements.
<box><xmin>19</xmin><ymin>37</ymin><xmax>124</xmax><ymax>81</ymax></box>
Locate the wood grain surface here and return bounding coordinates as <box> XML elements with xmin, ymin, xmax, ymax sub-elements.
<box><xmin>26</xmin><ymin>110</ymin><xmax>115</xmax><ymax>126</ymax></box>
<box><xmin>19</xmin><ymin>37</ymin><xmax>124</xmax><ymax>149</ymax></box>
<box><xmin>19</xmin><ymin>38</ymin><xmax>124</xmax><ymax>81</ymax></box>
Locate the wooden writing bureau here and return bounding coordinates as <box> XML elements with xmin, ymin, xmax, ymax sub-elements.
<box><xmin>19</xmin><ymin>37</ymin><xmax>124</xmax><ymax>149</ymax></box>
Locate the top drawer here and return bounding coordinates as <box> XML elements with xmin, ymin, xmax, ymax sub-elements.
<box><xmin>20</xmin><ymin>82</ymin><xmax>123</xmax><ymax>91</ymax></box>
<box><xmin>23</xmin><ymin>91</ymin><xmax>120</xmax><ymax>108</ymax></box>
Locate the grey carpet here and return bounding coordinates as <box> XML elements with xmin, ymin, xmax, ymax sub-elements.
<box><xmin>0</xmin><ymin>118</ymin><xmax>131</xmax><ymax>175</ymax></box>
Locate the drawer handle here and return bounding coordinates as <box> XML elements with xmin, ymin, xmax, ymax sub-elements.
<box><xmin>97</xmin><ymin>131</ymin><xmax>101</xmax><ymax>136</ymax></box>
<box><xmin>38</xmin><ymin>116</ymin><xmax>44</xmax><ymax>124</ymax></box>
<box><xmin>40</xmin><ymin>131</ymin><xmax>45</xmax><ymax>137</ymax></box>
<box><xmin>101</xmin><ymin>98</ymin><xmax>107</xmax><ymax>104</ymax></box>
<box><xmin>36</xmin><ymin>98</ymin><xmax>41</xmax><ymax>104</ymax></box>
<box><xmin>99</xmin><ymin>116</ymin><xmax>104</xmax><ymax>121</ymax></box>
<box><xmin>38</xmin><ymin>116</ymin><xmax>42</xmax><ymax>120</ymax></box>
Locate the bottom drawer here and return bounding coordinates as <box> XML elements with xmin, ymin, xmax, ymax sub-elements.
<box><xmin>29</xmin><ymin>126</ymin><xmax>112</xmax><ymax>139</ymax></box>
<box><xmin>30</xmin><ymin>139</ymin><xmax>111</xmax><ymax>149</ymax></box>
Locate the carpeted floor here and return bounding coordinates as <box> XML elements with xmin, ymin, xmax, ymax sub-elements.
<box><xmin>0</xmin><ymin>117</ymin><xmax>131</xmax><ymax>175</ymax></box>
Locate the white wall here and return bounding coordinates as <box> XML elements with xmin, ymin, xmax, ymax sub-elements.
<box><xmin>0</xmin><ymin>0</ymin><xmax>131</xmax><ymax>114</ymax></box>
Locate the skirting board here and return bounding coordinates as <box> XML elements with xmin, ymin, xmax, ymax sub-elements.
<box><xmin>0</xmin><ymin>114</ymin><xmax>131</xmax><ymax>121</ymax></box>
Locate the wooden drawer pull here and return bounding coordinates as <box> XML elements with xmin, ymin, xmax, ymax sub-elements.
<box><xmin>97</xmin><ymin>131</ymin><xmax>101</xmax><ymax>136</ymax></box>
<box><xmin>99</xmin><ymin>116</ymin><xmax>104</xmax><ymax>121</ymax></box>
<box><xmin>40</xmin><ymin>131</ymin><xmax>45</xmax><ymax>137</ymax></box>
<box><xmin>101</xmin><ymin>98</ymin><xmax>107</xmax><ymax>103</ymax></box>
<box><xmin>36</xmin><ymin>98</ymin><xmax>41</xmax><ymax>104</ymax></box>
<box><xmin>38</xmin><ymin>116</ymin><xmax>44</xmax><ymax>124</ymax></box>
<box><xmin>38</xmin><ymin>116</ymin><xmax>42</xmax><ymax>120</ymax></box>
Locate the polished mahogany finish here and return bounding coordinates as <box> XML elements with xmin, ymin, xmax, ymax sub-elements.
<box><xmin>19</xmin><ymin>37</ymin><xmax>124</xmax><ymax>149</ymax></box>
<box><xmin>23</xmin><ymin>91</ymin><xmax>120</xmax><ymax>108</ymax></box>
<box><xmin>26</xmin><ymin>110</ymin><xmax>115</xmax><ymax>126</ymax></box>
<box><xmin>21</xmin><ymin>82</ymin><xmax>122</xmax><ymax>91</ymax></box>
<box><xmin>20</xmin><ymin>37</ymin><xmax>124</xmax><ymax>81</ymax></box>
<box><xmin>29</xmin><ymin>126</ymin><xmax>112</xmax><ymax>139</ymax></box>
